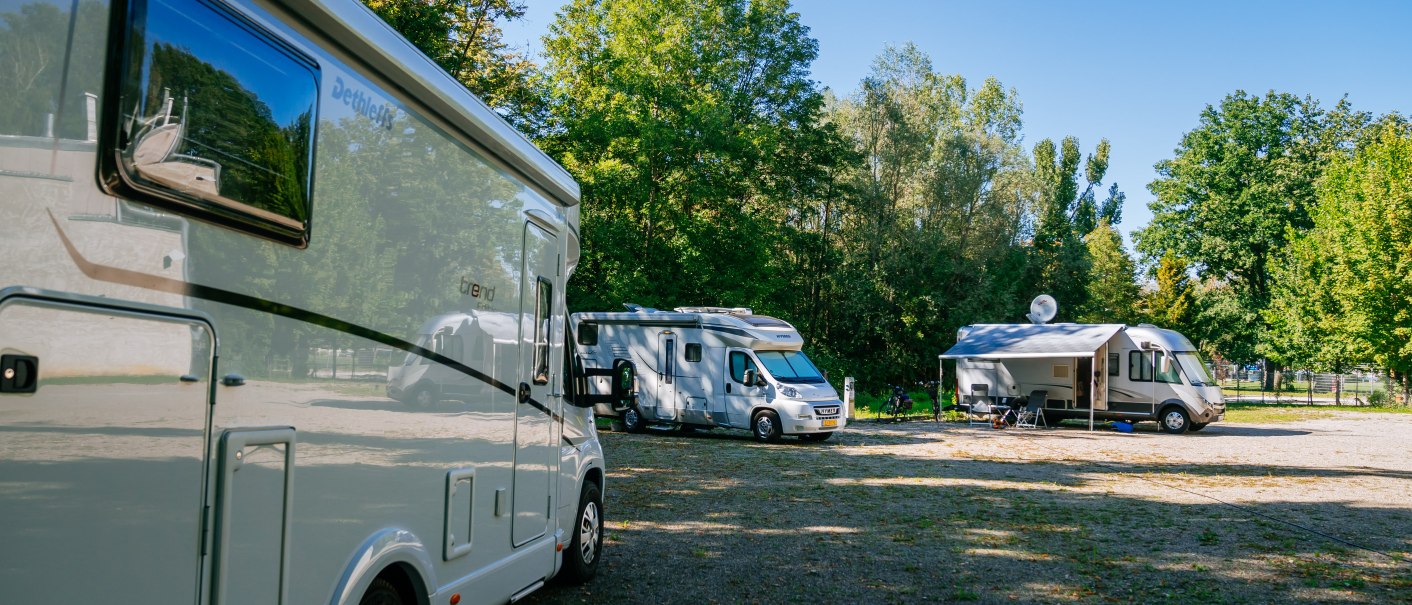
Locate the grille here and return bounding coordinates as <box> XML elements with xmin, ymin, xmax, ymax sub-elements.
<box><xmin>813</xmin><ymin>405</ymin><xmax>841</xmax><ymax>417</ymax></box>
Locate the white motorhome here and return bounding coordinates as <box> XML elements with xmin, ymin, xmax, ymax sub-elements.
<box><xmin>942</xmin><ymin>323</ymin><xmax>1225</xmax><ymax>433</ymax></box>
<box><xmin>573</xmin><ymin>305</ymin><xmax>845</xmax><ymax>442</ymax></box>
<box><xmin>0</xmin><ymin>0</ymin><xmax>610</xmax><ymax>603</ymax></box>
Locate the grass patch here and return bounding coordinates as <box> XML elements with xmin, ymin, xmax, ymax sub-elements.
<box><xmin>1225</xmin><ymin>402</ymin><xmax>1412</xmax><ymax>424</ymax></box>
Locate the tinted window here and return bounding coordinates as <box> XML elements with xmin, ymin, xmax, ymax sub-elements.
<box><xmin>577</xmin><ymin>323</ymin><xmax>598</xmax><ymax>346</ymax></box>
<box><xmin>532</xmin><ymin>278</ymin><xmax>551</xmax><ymax>384</ymax></box>
<box><xmin>1129</xmin><ymin>351</ymin><xmax>1153</xmax><ymax>382</ymax></box>
<box><xmin>1155</xmin><ymin>352</ymin><xmax>1182</xmax><ymax>384</ymax></box>
<box><xmin>1108</xmin><ymin>353</ymin><xmax>1120</xmax><ymax>376</ymax></box>
<box><xmin>663</xmin><ymin>339</ymin><xmax>674</xmax><ymax>385</ymax></box>
<box><xmin>754</xmin><ymin>350</ymin><xmax>825</xmax><ymax>383</ymax></box>
<box><xmin>685</xmin><ymin>343</ymin><xmax>702</xmax><ymax>362</ymax></box>
<box><xmin>108</xmin><ymin>0</ymin><xmax>318</xmax><ymax>244</ymax></box>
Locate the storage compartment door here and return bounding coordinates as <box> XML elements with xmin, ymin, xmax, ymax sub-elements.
<box><xmin>0</xmin><ymin>294</ymin><xmax>214</xmax><ymax>603</ymax></box>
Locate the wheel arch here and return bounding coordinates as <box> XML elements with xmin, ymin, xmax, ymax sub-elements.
<box><xmin>329</xmin><ymin>529</ymin><xmax>435</xmax><ymax>605</ymax></box>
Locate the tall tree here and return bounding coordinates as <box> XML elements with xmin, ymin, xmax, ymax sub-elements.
<box><xmin>541</xmin><ymin>0</ymin><xmax>827</xmax><ymax>313</ymax></box>
<box><xmin>361</xmin><ymin>0</ymin><xmax>544</xmax><ymax>129</ymax></box>
<box><xmin>1077</xmin><ymin>222</ymin><xmax>1140</xmax><ymax>324</ymax></box>
<box><xmin>1142</xmin><ymin>251</ymin><xmax>1194</xmax><ymax>333</ymax></box>
<box><xmin>1269</xmin><ymin>117</ymin><xmax>1412</xmax><ymax>397</ymax></box>
<box><xmin>1028</xmin><ymin>137</ymin><xmax>1117</xmax><ymax>318</ymax></box>
<box><xmin>1135</xmin><ymin>90</ymin><xmax>1368</xmax><ymax>380</ymax></box>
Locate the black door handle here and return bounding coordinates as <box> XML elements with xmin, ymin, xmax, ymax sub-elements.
<box><xmin>518</xmin><ymin>382</ymin><xmax>531</xmax><ymax>403</ymax></box>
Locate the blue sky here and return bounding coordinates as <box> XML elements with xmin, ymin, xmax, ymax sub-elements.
<box><xmin>503</xmin><ymin>0</ymin><xmax>1411</xmax><ymax>248</ymax></box>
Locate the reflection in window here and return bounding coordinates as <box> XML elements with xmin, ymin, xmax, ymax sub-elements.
<box><xmin>685</xmin><ymin>343</ymin><xmax>702</xmax><ymax>363</ymax></box>
<box><xmin>729</xmin><ymin>351</ymin><xmax>757</xmax><ymax>384</ymax></box>
<box><xmin>1109</xmin><ymin>353</ymin><xmax>1120</xmax><ymax>376</ymax></box>
<box><xmin>532</xmin><ymin>278</ymin><xmax>551</xmax><ymax>385</ymax></box>
<box><xmin>1155</xmin><ymin>352</ymin><xmax>1182</xmax><ymax>384</ymax></box>
<box><xmin>1129</xmin><ymin>351</ymin><xmax>1154</xmax><ymax>382</ymax></box>
<box><xmin>577</xmin><ymin>324</ymin><xmax>598</xmax><ymax>346</ymax></box>
<box><xmin>112</xmin><ymin>0</ymin><xmax>318</xmax><ymax>242</ymax></box>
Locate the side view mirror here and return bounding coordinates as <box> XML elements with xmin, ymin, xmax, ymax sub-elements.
<box><xmin>610</xmin><ymin>359</ymin><xmax>636</xmax><ymax>412</ymax></box>
<box><xmin>742</xmin><ymin>369</ymin><xmax>756</xmax><ymax>386</ymax></box>
<box><xmin>1159</xmin><ymin>354</ymin><xmax>1172</xmax><ymax>375</ymax></box>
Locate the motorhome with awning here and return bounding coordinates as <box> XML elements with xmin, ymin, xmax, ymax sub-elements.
<box><xmin>941</xmin><ymin>323</ymin><xmax>1225</xmax><ymax>433</ymax></box>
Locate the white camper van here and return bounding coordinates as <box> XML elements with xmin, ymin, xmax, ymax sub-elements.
<box><xmin>573</xmin><ymin>305</ymin><xmax>845</xmax><ymax>442</ymax></box>
<box><xmin>942</xmin><ymin>323</ymin><xmax>1225</xmax><ymax>433</ymax></box>
<box><xmin>0</xmin><ymin>0</ymin><xmax>612</xmax><ymax>603</ymax></box>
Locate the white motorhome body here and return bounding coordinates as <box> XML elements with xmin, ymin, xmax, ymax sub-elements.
<box><xmin>0</xmin><ymin>0</ymin><xmax>605</xmax><ymax>603</ymax></box>
<box><xmin>573</xmin><ymin>306</ymin><xmax>845</xmax><ymax>442</ymax></box>
<box><xmin>942</xmin><ymin>324</ymin><xmax>1225</xmax><ymax>433</ymax></box>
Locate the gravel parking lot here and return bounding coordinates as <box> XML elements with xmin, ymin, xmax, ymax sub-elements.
<box><xmin>526</xmin><ymin>412</ymin><xmax>1412</xmax><ymax>604</ymax></box>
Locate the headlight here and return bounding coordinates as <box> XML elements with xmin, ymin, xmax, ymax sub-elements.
<box><xmin>780</xmin><ymin>386</ymin><xmax>799</xmax><ymax>398</ymax></box>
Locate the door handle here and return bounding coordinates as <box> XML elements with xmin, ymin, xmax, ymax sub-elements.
<box><xmin>518</xmin><ymin>382</ymin><xmax>530</xmax><ymax>403</ymax></box>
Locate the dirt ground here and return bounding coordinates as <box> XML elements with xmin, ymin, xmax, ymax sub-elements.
<box><xmin>524</xmin><ymin>413</ymin><xmax>1412</xmax><ymax>604</ymax></box>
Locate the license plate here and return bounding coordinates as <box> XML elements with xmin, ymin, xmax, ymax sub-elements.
<box><xmin>822</xmin><ymin>419</ymin><xmax>837</xmax><ymax>428</ymax></box>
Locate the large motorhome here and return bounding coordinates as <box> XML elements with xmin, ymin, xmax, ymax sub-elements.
<box><xmin>942</xmin><ymin>323</ymin><xmax>1225</xmax><ymax>433</ymax></box>
<box><xmin>0</xmin><ymin>0</ymin><xmax>611</xmax><ymax>603</ymax></box>
<box><xmin>573</xmin><ymin>305</ymin><xmax>845</xmax><ymax>442</ymax></box>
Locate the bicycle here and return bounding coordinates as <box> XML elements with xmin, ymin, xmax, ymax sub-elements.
<box><xmin>877</xmin><ymin>385</ymin><xmax>914</xmax><ymax>423</ymax></box>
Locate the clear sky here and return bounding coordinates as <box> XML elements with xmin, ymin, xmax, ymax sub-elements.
<box><xmin>503</xmin><ymin>0</ymin><xmax>1411</xmax><ymax>248</ymax></box>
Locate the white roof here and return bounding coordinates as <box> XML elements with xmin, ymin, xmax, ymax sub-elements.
<box><xmin>940</xmin><ymin>324</ymin><xmax>1125</xmax><ymax>359</ymax></box>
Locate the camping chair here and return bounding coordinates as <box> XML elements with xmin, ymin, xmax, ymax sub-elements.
<box><xmin>1015</xmin><ymin>390</ymin><xmax>1048</xmax><ymax>429</ymax></box>
<box><xmin>966</xmin><ymin>384</ymin><xmax>993</xmax><ymax>427</ymax></box>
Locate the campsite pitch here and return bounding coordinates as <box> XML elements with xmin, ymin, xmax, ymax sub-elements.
<box><xmin>525</xmin><ymin>413</ymin><xmax>1412</xmax><ymax>604</ymax></box>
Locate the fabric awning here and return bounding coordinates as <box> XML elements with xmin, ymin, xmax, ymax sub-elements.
<box><xmin>939</xmin><ymin>323</ymin><xmax>1125</xmax><ymax>360</ymax></box>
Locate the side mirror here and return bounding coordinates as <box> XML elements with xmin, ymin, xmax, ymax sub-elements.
<box><xmin>610</xmin><ymin>359</ymin><xmax>635</xmax><ymax>412</ymax></box>
<box><xmin>742</xmin><ymin>369</ymin><xmax>756</xmax><ymax>386</ymax></box>
<box><xmin>1159</xmin><ymin>354</ymin><xmax>1172</xmax><ymax>375</ymax></box>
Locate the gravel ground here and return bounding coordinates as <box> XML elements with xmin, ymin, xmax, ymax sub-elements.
<box><xmin>525</xmin><ymin>413</ymin><xmax>1412</xmax><ymax>605</ymax></box>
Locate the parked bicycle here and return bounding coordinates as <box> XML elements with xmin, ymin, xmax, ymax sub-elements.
<box><xmin>878</xmin><ymin>385</ymin><xmax>914</xmax><ymax>422</ymax></box>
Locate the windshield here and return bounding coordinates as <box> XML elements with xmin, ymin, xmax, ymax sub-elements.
<box><xmin>1174</xmin><ymin>351</ymin><xmax>1213</xmax><ymax>386</ymax></box>
<box><xmin>754</xmin><ymin>350</ymin><xmax>826</xmax><ymax>384</ymax></box>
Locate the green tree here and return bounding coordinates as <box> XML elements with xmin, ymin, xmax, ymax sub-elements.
<box><xmin>1135</xmin><ymin>90</ymin><xmax>1368</xmax><ymax>381</ymax></box>
<box><xmin>1028</xmin><ymin>137</ymin><xmax>1118</xmax><ymax>318</ymax></box>
<box><xmin>1271</xmin><ymin>117</ymin><xmax>1412</xmax><ymax>398</ymax></box>
<box><xmin>361</xmin><ymin>0</ymin><xmax>545</xmax><ymax>129</ymax></box>
<box><xmin>1077</xmin><ymin>222</ymin><xmax>1140</xmax><ymax>324</ymax></box>
<box><xmin>1142</xmin><ymin>251</ymin><xmax>1194</xmax><ymax>333</ymax></box>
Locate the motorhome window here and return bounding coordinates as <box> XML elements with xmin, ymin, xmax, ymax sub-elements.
<box><xmin>532</xmin><ymin>278</ymin><xmax>551</xmax><ymax>384</ymax></box>
<box><xmin>1129</xmin><ymin>351</ymin><xmax>1153</xmax><ymax>382</ymax></box>
<box><xmin>754</xmin><ymin>350</ymin><xmax>825</xmax><ymax>384</ymax></box>
<box><xmin>577</xmin><ymin>324</ymin><xmax>598</xmax><ymax>346</ymax></box>
<box><xmin>1109</xmin><ymin>353</ymin><xmax>1120</xmax><ymax>376</ymax></box>
<box><xmin>106</xmin><ymin>0</ymin><xmax>319</xmax><ymax>245</ymax></box>
<box><xmin>663</xmin><ymin>339</ymin><xmax>675</xmax><ymax>384</ymax></box>
<box><xmin>1154</xmin><ymin>352</ymin><xmax>1182</xmax><ymax>384</ymax></box>
<box><xmin>685</xmin><ymin>343</ymin><xmax>702</xmax><ymax>363</ymax></box>
<box><xmin>1174</xmin><ymin>351</ymin><xmax>1213</xmax><ymax>386</ymax></box>
<box><xmin>729</xmin><ymin>351</ymin><xmax>757</xmax><ymax>383</ymax></box>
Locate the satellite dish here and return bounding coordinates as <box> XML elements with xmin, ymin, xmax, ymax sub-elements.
<box><xmin>1026</xmin><ymin>294</ymin><xmax>1057</xmax><ymax>324</ymax></box>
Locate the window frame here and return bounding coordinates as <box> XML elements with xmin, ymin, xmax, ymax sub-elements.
<box><xmin>531</xmin><ymin>277</ymin><xmax>552</xmax><ymax>385</ymax></box>
<box><xmin>98</xmin><ymin>0</ymin><xmax>321</xmax><ymax>247</ymax></box>
<box><xmin>1128</xmin><ymin>350</ymin><xmax>1154</xmax><ymax>382</ymax></box>
<box><xmin>684</xmin><ymin>343</ymin><xmax>702</xmax><ymax>363</ymax></box>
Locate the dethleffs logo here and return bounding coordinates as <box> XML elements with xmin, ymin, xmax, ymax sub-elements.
<box><xmin>331</xmin><ymin>77</ymin><xmax>395</xmax><ymax>131</ymax></box>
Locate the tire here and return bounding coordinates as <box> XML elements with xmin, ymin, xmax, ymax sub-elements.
<box><xmin>752</xmin><ymin>410</ymin><xmax>783</xmax><ymax>442</ymax></box>
<box><xmin>359</xmin><ymin>577</ymin><xmax>404</xmax><ymax>605</ymax></box>
<box><xmin>560</xmin><ymin>480</ymin><xmax>603</xmax><ymax>584</ymax></box>
<box><xmin>1188</xmin><ymin>422</ymin><xmax>1209</xmax><ymax>432</ymax></box>
<box><xmin>621</xmin><ymin>406</ymin><xmax>647</xmax><ymax>433</ymax></box>
<box><xmin>1159</xmin><ymin>406</ymin><xmax>1190</xmax><ymax>434</ymax></box>
<box><xmin>409</xmin><ymin>386</ymin><xmax>436</xmax><ymax>409</ymax></box>
<box><xmin>799</xmin><ymin>432</ymin><xmax>832</xmax><ymax>442</ymax></box>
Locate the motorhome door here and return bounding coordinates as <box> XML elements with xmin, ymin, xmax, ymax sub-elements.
<box><xmin>656</xmin><ymin>332</ymin><xmax>679</xmax><ymax>421</ymax></box>
<box><xmin>513</xmin><ymin>221</ymin><xmax>559</xmax><ymax>547</ymax></box>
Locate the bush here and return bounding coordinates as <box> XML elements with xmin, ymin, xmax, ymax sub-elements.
<box><xmin>1366</xmin><ymin>390</ymin><xmax>1391</xmax><ymax>407</ymax></box>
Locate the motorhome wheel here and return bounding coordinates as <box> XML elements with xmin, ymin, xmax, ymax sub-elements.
<box><xmin>358</xmin><ymin>577</ymin><xmax>405</xmax><ymax>605</ymax></box>
<box><xmin>752</xmin><ymin>410</ymin><xmax>782</xmax><ymax>442</ymax></box>
<box><xmin>560</xmin><ymin>480</ymin><xmax>603</xmax><ymax>583</ymax></box>
<box><xmin>1188</xmin><ymin>422</ymin><xmax>1209</xmax><ymax>432</ymax></box>
<box><xmin>621</xmin><ymin>406</ymin><xmax>647</xmax><ymax>433</ymax></box>
<box><xmin>410</xmin><ymin>386</ymin><xmax>437</xmax><ymax>409</ymax></box>
<box><xmin>1159</xmin><ymin>406</ymin><xmax>1190</xmax><ymax>434</ymax></box>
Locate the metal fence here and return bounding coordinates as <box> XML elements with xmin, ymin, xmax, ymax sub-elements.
<box><xmin>1212</xmin><ymin>363</ymin><xmax>1396</xmax><ymax>405</ymax></box>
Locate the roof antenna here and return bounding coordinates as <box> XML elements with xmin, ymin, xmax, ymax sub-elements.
<box><xmin>1026</xmin><ymin>294</ymin><xmax>1057</xmax><ymax>325</ymax></box>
